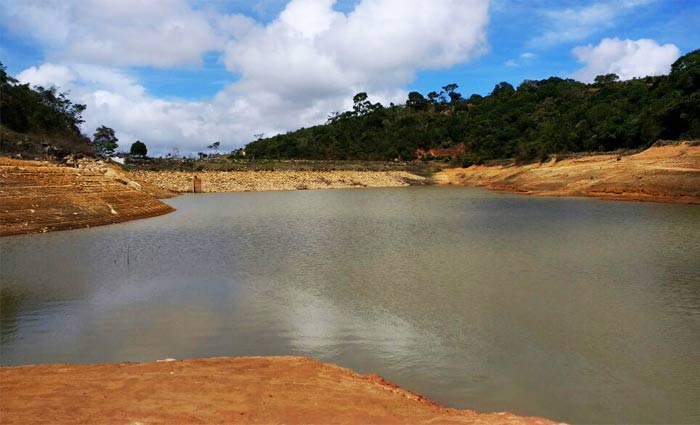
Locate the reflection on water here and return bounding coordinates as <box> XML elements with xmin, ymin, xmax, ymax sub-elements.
<box><xmin>1</xmin><ymin>187</ymin><xmax>699</xmax><ymax>423</ymax></box>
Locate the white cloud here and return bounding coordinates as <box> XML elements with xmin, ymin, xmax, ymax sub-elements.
<box><xmin>17</xmin><ymin>63</ymin><xmax>78</xmax><ymax>89</ymax></box>
<box><xmin>9</xmin><ymin>0</ymin><xmax>491</xmax><ymax>155</ymax></box>
<box><xmin>570</xmin><ymin>38</ymin><xmax>680</xmax><ymax>83</ymax></box>
<box><xmin>220</xmin><ymin>0</ymin><xmax>489</xmax><ymax>140</ymax></box>
<box><xmin>17</xmin><ymin>63</ymin><xmax>210</xmax><ymax>154</ymax></box>
<box><xmin>2</xmin><ymin>0</ymin><xmax>221</xmax><ymax>67</ymax></box>
<box><xmin>503</xmin><ymin>52</ymin><xmax>535</xmax><ymax>68</ymax></box>
<box><xmin>531</xmin><ymin>0</ymin><xmax>655</xmax><ymax>46</ymax></box>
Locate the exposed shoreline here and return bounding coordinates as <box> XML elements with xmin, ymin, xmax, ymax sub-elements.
<box><xmin>2</xmin><ymin>142</ymin><xmax>697</xmax><ymax>237</ymax></box>
<box><xmin>433</xmin><ymin>142</ymin><xmax>700</xmax><ymax>204</ymax></box>
<box><xmin>0</xmin><ymin>157</ymin><xmax>175</xmax><ymax>237</ymax></box>
<box><xmin>0</xmin><ymin>356</ymin><xmax>559</xmax><ymax>425</ymax></box>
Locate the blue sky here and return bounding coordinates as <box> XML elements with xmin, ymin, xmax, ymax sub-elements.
<box><xmin>0</xmin><ymin>0</ymin><xmax>697</xmax><ymax>154</ymax></box>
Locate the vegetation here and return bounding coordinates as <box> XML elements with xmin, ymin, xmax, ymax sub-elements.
<box><xmin>0</xmin><ymin>62</ymin><xmax>91</xmax><ymax>157</ymax></box>
<box><xmin>246</xmin><ymin>50</ymin><xmax>700</xmax><ymax>164</ymax></box>
<box><xmin>130</xmin><ymin>140</ymin><xmax>148</xmax><ymax>157</ymax></box>
<box><xmin>125</xmin><ymin>157</ymin><xmax>439</xmax><ymax>176</ymax></box>
<box><xmin>92</xmin><ymin>126</ymin><xmax>119</xmax><ymax>157</ymax></box>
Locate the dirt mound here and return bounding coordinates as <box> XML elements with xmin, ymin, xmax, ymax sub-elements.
<box><xmin>0</xmin><ymin>158</ymin><xmax>174</xmax><ymax>236</ymax></box>
<box><xmin>0</xmin><ymin>356</ymin><xmax>560</xmax><ymax>425</ymax></box>
<box><xmin>435</xmin><ymin>142</ymin><xmax>700</xmax><ymax>204</ymax></box>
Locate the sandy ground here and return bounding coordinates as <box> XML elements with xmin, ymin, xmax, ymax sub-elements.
<box><xmin>130</xmin><ymin>169</ymin><xmax>426</xmax><ymax>193</ymax></box>
<box><xmin>433</xmin><ymin>142</ymin><xmax>700</xmax><ymax>204</ymax></box>
<box><xmin>0</xmin><ymin>356</ymin><xmax>559</xmax><ymax>425</ymax></box>
<box><xmin>0</xmin><ymin>158</ymin><xmax>174</xmax><ymax>236</ymax></box>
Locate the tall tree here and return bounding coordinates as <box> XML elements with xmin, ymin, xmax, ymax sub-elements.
<box><xmin>442</xmin><ymin>83</ymin><xmax>463</xmax><ymax>103</ymax></box>
<box><xmin>207</xmin><ymin>141</ymin><xmax>221</xmax><ymax>155</ymax></box>
<box><xmin>92</xmin><ymin>126</ymin><xmax>119</xmax><ymax>156</ymax></box>
<box><xmin>406</xmin><ymin>91</ymin><xmax>428</xmax><ymax>111</ymax></box>
<box><xmin>130</xmin><ymin>140</ymin><xmax>147</xmax><ymax>157</ymax></box>
<box><xmin>353</xmin><ymin>92</ymin><xmax>372</xmax><ymax>116</ymax></box>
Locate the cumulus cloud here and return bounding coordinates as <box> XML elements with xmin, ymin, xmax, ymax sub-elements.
<box><xmin>570</xmin><ymin>38</ymin><xmax>680</xmax><ymax>83</ymax></box>
<box><xmin>531</xmin><ymin>0</ymin><xmax>656</xmax><ymax>46</ymax></box>
<box><xmin>2</xmin><ymin>0</ymin><xmax>221</xmax><ymax>67</ymax></box>
<box><xmin>221</xmin><ymin>0</ymin><xmax>489</xmax><ymax>131</ymax></box>
<box><xmin>16</xmin><ymin>62</ymin><xmax>290</xmax><ymax>155</ymax></box>
<box><xmin>17</xmin><ymin>63</ymin><xmax>78</xmax><ymax>89</ymax></box>
<box><xmin>9</xmin><ymin>0</ymin><xmax>491</xmax><ymax>155</ymax></box>
<box><xmin>18</xmin><ymin>63</ymin><xmax>210</xmax><ymax>153</ymax></box>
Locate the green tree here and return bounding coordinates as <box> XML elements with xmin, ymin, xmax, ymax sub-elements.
<box><xmin>442</xmin><ymin>83</ymin><xmax>463</xmax><ymax>103</ymax></box>
<box><xmin>130</xmin><ymin>140</ymin><xmax>147</xmax><ymax>157</ymax></box>
<box><xmin>92</xmin><ymin>126</ymin><xmax>119</xmax><ymax>156</ymax></box>
<box><xmin>594</xmin><ymin>74</ymin><xmax>620</xmax><ymax>86</ymax></box>
<box><xmin>406</xmin><ymin>91</ymin><xmax>428</xmax><ymax>111</ymax></box>
<box><xmin>243</xmin><ymin>50</ymin><xmax>700</xmax><ymax>161</ymax></box>
<box><xmin>207</xmin><ymin>141</ymin><xmax>221</xmax><ymax>155</ymax></box>
<box><xmin>352</xmin><ymin>92</ymin><xmax>372</xmax><ymax>116</ymax></box>
<box><xmin>491</xmin><ymin>82</ymin><xmax>515</xmax><ymax>97</ymax></box>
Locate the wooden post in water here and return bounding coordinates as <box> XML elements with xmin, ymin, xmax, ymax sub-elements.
<box><xmin>193</xmin><ymin>175</ymin><xmax>202</xmax><ymax>193</ymax></box>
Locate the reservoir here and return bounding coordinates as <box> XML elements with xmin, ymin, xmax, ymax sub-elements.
<box><xmin>1</xmin><ymin>187</ymin><xmax>699</xmax><ymax>423</ymax></box>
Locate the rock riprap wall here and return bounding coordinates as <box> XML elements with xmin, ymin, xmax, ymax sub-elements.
<box><xmin>130</xmin><ymin>170</ymin><xmax>425</xmax><ymax>193</ymax></box>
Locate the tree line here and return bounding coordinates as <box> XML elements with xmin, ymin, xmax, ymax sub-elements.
<box><xmin>245</xmin><ymin>50</ymin><xmax>700</xmax><ymax>165</ymax></box>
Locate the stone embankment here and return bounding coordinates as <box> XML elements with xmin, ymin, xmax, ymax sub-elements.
<box><xmin>0</xmin><ymin>157</ymin><xmax>174</xmax><ymax>236</ymax></box>
<box><xmin>0</xmin><ymin>356</ymin><xmax>559</xmax><ymax>425</ymax></box>
<box><xmin>130</xmin><ymin>169</ymin><xmax>425</xmax><ymax>193</ymax></box>
<box><xmin>434</xmin><ymin>142</ymin><xmax>700</xmax><ymax>204</ymax></box>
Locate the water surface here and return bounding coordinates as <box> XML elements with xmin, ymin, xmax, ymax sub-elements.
<box><xmin>2</xmin><ymin>187</ymin><xmax>699</xmax><ymax>423</ymax></box>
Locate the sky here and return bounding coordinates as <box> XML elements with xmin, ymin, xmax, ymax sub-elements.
<box><xmin>1</xmin><ymin>0</ymin><xmax>698</xmax><ymax>156</ymax></box>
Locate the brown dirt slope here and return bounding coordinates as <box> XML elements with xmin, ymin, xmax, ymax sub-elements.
<box><xmin>434</xmin><ymin>142</ymin><xmax>700</xmax><ymax>204</ymax></box>
<box><xmin>0</xmin><ymin>158</ymin><xmax>174</xmax><ymax>236</ymax></box>
<box><xmin>0</xmin><ymin>356</ymin><xmax>560</xmax><ymax>425</ymax></box>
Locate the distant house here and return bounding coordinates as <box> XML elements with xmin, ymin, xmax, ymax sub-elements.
<box><xmin>416</xmin><ymin>143</ymin><xmax>465</xmax><ymax>160</ymax></box>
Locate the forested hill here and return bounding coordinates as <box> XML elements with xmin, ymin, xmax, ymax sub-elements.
<box><xmin>246</xmin><ymin>50</ymin><xmax>700</xmax><ymax>165</ymax></box>
<box><xmin>0</xmin><ymin>62</ymin><xmax>91</xmax><ymax>157</ymax></box>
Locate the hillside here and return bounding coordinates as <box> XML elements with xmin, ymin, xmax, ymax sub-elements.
<box><xmin>434</xmin><ymin>141</ymin><xmax>700</xmax><ymax>203</ymax></box>
<box><xmin>245</xmin><ymin>50</ymin><xmax>700</xmax><ymax>163</ymax></box>
<box><xmin>0</xmin><ymin>63</ymin><xmax>93</xmax><ymax>158</ymax></box>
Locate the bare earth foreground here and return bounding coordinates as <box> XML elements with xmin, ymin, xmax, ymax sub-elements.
<box><xmin>0</xmin><ymin>356</ymin><xmax>558</xmax><ymax>425</ymax></box>
<box><xmin>434</xmin><ymin>141</ymin><xmax>700</xmax><ymax>204</ymax></box>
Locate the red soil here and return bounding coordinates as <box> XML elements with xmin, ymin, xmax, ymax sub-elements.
<box><xmin>0</xmin><ymin>357</ymin><xmax>560</xmax><ymax>425</ymax></box>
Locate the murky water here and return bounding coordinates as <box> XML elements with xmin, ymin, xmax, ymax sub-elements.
<box><xmin>1</xmin><ymin>187</ymin><xmax>699</xmax><ymax>423</ymax></box>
